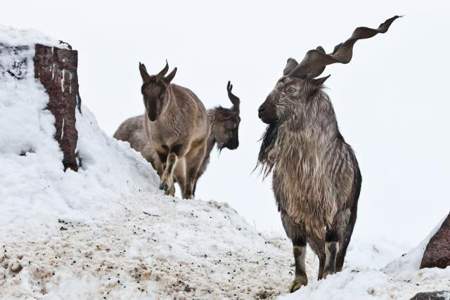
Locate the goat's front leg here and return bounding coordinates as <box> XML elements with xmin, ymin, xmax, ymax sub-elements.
<box><xmin>159</xmin><ymin>152</ymin><xmax>178</xmax><ymax>196</ymax></box>
<box><xmin>281</xmin><ymin>214</ymin><xmax>309</xmax><ymax>292</ymax></box>
<box><xmin>322</xmin><ymin>229</ymin><xmax>339</xmax><ymax>279</ymax></box>
<box><xmin>290</xmin><ymin>237</ymin><xmax>308</xmax><ymax>292</ymax></box>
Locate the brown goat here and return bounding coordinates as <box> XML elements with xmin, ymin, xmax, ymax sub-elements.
<box><xmin>138</xmin><ymin>61</ymin><xmax>209</xmax><ymax>199</ymax></box>
<box><xmin>257</xmin><ymin>16</ymin><xmax>399</xmax><ymax>292</ymax></box>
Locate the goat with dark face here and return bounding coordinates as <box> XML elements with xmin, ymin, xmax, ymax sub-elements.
<box><xmin>195</xmin><ymin>82</ymin><xmax>241</xmax><ymax>191</ymax></box>
<box><xmin>257</xmin><ymin>16</ymin><xmax>399</xmax><ymax>292</ymax></box>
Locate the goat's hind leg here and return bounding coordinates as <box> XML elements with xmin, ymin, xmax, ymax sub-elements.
<box><xmin>183</xmin><ymin>141</ymin><xmax>207</xmax><ymax>199</ymax></box>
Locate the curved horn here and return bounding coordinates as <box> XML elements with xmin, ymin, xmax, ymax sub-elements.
<box><xmin>157</xmin><ymin>60</ymin><xmax>169</xmax><ymax>78</ymax></box>
<box><xmin>227</xmin><ymin>81</ymin><xmax>240</xmax><ymax>112</ymax></box>
<box><xmin>290</xmin><ymin>16</ymin><xmax>401</xmax><ymax>79</ymax></box>
<box><xmin>283</xmin><ymin>58</ymin><xmax>298</xmax><ymax>75</ymax></box>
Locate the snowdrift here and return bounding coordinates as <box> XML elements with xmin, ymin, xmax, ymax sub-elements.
<box><xmin>0</xmin><ymin>26</ymin><xmax>448</xmax><ymax>299</ymax></box>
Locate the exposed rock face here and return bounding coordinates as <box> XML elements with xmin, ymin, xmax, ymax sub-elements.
<box><xmin>420</xmin><ymin>213</ymin><xmax>450</xmax><ymax>269</ymax></box>
<box><xmin>34</xmin><ymin>43</ymin><xmax>80</xmax><ymax>171</ymax></box>
<box><xmin>410</xmin><ymin>291</ymin><xmax>450</xmax><ymax>300</ymax></box>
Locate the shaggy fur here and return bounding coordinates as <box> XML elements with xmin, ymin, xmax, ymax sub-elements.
<box><xmin>259</xmin><ymin>77</ymin><xmax>361</xmax><ymax>287</ymax></box>
<box><xmin>257</xmin><ymin>16</ymin><xmax>399</xmax><ymax>292</ymax></box>
<box><xmin>196</xmin><ymin>105</ymin><xmax>240</xmax><ymax>181</ymax></box>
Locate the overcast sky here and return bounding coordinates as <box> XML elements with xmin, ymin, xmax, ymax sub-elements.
<box><xmin>2</xmin><ymin>0</ymin><xmax>449</xmax><ymax>247</ymax></box>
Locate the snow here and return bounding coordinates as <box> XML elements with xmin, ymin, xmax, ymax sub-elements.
<box><xmin>282</xmin><ymin>218</ymin><xmax>450</xmax><ymax>300</ymax></box>
<box><xmin>1</xmin><ymin>27</ymin><xmax>449</xmax><ymax>299</ymax></box>
<box><xmin>0</xmin><ymin>25</ymin><xmax>64</xmax><ymax>48</ymax></box>
<box><xmin>383</xmin><ymin>216</ymin><xmax>448</xmax><ymax>274</ymax></box>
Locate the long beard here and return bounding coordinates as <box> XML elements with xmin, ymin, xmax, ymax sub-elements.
<box><xmin>257</xmin><ymin>122</ymin><xmax>279</xmax><ymax>177</ymax></box>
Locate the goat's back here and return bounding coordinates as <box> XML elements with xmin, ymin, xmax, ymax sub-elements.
<box><xmin>114</xmin><ymin>115</ymin><xmax>155</xmax><ymax>160</ymax></box>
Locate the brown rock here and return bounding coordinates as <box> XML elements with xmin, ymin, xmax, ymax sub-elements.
<box><xmin>34</xmin><ymin>43</ymin><xmax>80</xmax><ymax>171</ymax></box>
<box><xmin>420</xmin><ymin>213</ymin><xmax>450</xmax><ymax>269</ymax></box>
<box><xmin>9</xmin><ymin>262</ymin><xmax>22</xmax><ymax>273</ymax></box>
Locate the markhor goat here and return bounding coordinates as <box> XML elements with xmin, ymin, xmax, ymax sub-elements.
<box><xmin>114</xmin><ymin>81</ymin><xmax>241</xmax><ymax>196</ymax></box>
<box><xmin>257</xmin><ymin>16</ymin><xmax>399</xmax><ymax>292</ymax></box>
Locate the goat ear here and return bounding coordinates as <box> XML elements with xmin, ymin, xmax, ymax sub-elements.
<box><xmin>164</xmin><ymin>68</ymin><xmax>177</xmax><ymax>84</ymax></box>
<box><xmin>283</xmin><ymin>58</ymin><xmax>298</xmax><ymax>75</ymax></box>
<box><xmin>139</xmin><ymin>62</ymin><xmax>151</xmax><ymax>83</ymax></box>
<box><xmin>310</xmin><ymin>75</ymin><xmax>330</xmax><ymax>87</ymax></box>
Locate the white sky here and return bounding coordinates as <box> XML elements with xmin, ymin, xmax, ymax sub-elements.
<box><xmin>2</xmin><ymin>0</ymin><xmax>449</xmax><ymax>247</ymax></box>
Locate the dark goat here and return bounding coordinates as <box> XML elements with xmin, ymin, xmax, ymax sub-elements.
<box><xmin>195</xmin><ymin>82</ymin><xmax>241</xmax><ymax>193</ymax></box>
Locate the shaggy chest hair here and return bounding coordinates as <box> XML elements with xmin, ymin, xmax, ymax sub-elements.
<box><xmin>267</xmin><ymin>93</ymin><xmax>357</xmax><ymax>239</ymax></box>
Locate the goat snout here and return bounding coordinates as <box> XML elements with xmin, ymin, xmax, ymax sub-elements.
<box><xmin>258</xmin><ymin>105</ymin><xmax>266</xmax><ymax>118</ymax></box>
<box><xmin>258</xmin><ymin>102</ymin><xmax>277</xmax><ymax>124</ymax></box>
<box><xmin>228</xmin><ymin>140</ymin><xmax>239</xmax><ymax>150</ymax></box>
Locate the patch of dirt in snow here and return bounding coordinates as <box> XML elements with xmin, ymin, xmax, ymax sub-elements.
<box><xmin>0</xmin><ymin>194</ymin><xmax>316</xmax><ymax>299</ymax></box>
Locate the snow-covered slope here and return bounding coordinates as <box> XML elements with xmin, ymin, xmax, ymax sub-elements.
<box><xmin>0</xmin><ymin>27</ymin><xmax>300</xmax><ymax>299</ymax></box>
<box><xmin>1</xmin><ymin>27</ymin><xmax>448</xmax><ymax>300</ymax></box>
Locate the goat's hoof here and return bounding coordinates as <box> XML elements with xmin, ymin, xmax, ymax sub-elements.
<box><xmin>322</xmin><ymin>270</ymin><xmax>335</xmax><ymax>280</ymax></box>
<box><xmin>290</xmin><ymin>276</ymin><xmax>308</xmax><ymax>293</ymax></box>
<box><xmin>161</xmin><ymin>183</ymin><xmax>175</xmax><ymax>196</ymax></box>
<box><xmin>159</xmin><ymin>183</ymin><xmax>168</xmax><ymax>191</ymax></box>
<box><xmin>167</xmin><ymin>186</ymin><xmax>175</xmax><ymax>196</ymax></box>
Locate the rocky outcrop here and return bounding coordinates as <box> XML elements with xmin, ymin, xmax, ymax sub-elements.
<box><xmin>34</xmin><ymin>43</ymin><xmax>80</xmax><ymax>171</ymax></box>
<box><xmin>420</xmin><ymin>213</ymin><xmax>450</xmax><ymax>269</ymax></box>
<box><xmin>410</xmin><ymin>291</ymin><xmax>450</xmax><ymax>300</ymax></box>
<box><xmin>1</xmin><ymin>41</ymin><xmax>80</xmax><ymax>171</ymax></box>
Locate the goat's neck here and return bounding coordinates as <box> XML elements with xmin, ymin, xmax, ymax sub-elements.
<box><xmin>161</xmin><ymin>85</ymin><xmax>175</xmax><ymax>115</ymax></box>
<box><xmin>206</xmin><ymin>109</ymin><xmax>218</xmax><ymax>154</ymax></box>
<box><xmin>279</xmin><ymin>93</ymin><xmax>341</xmax><ymax>154</ymax></box>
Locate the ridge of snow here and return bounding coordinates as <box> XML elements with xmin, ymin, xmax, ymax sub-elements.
<box><xmin>0</xmin><ymin>25</ymin><xmax>65</xmax><ymax>48</ymax></box>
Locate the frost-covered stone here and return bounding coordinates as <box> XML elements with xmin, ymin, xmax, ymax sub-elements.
<box><xmin>421</xmin><ymin>213</ymin><xmax>450</xmax><ymax>269</ymax></box>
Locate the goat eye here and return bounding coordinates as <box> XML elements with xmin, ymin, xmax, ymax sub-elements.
<box><xmin>286</xmin><ymin>87</ymin><xmax>296</xmax><ymax>94</ymax></box>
